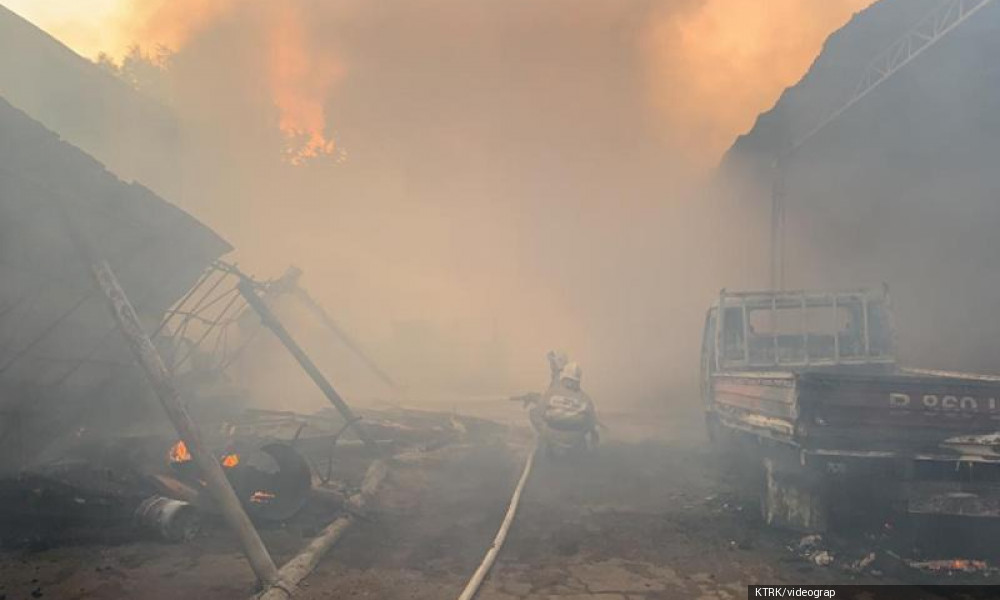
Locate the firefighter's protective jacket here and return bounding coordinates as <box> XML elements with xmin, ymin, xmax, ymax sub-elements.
<box><xmin>539</xmin><ymin>382</ymin><xmax>596</xmax><ymax>431</ymax></box>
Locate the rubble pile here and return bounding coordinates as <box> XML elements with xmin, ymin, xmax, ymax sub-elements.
<box><xmin>0</xmin><ymin>405</ymin><xmax>509</xmax><ymax>552</ymax></box>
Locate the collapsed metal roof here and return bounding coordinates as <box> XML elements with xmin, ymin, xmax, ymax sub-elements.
<box><xmin>0</xmin><ymin>96</ymin><xmax>230</xmax><ymax>466</ymax></box>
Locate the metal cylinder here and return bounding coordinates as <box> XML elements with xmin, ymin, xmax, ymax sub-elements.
<box><xmin>135</xmin><ymin>495</ymin><xmax>201</xmax><ymax>542</ymax></box>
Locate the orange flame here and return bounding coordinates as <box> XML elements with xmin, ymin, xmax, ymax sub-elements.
<box><xmin>169</xmin><ymin>440</ymin><xmax>192</xmax><ymax>463</ymax></box>
<box><xmin>111</xmin><ymin>0</ymin><xmax>341</xmax><ymax>166</ymax></box>
<box><xmin>949</xmin><ymin>559</ymin><xmax>987</xmax><ymax>571</ymax></box>
<box><xmin>170</xmin><ymin>440</ymin><xmax>241</xmax><ymax>468</ymax></box>
<box><xmin>265</xmin><ymin>3</ymin><xmax>342</xmax><ymax>165</ymax></box>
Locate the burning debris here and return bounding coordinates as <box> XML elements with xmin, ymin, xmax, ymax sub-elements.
<box><xmin>780</xmin><ymin>518</ymin><xmax>1000</xmax><ymax>583</ymax></box>
<box><xmin>0</xmin><ymin>249</ymin><xmax>508</xmax><ymax>595</ymax></box>
<box><xmin>0</xmin><ymin>91</ymin><xmax>514</xmax><ymax>597</ymax></box>
<box><xmin>907</xmin><ymin>559</ymin><xmax>993</xmax><ymax>574</ymax></box>
<box><xmin>169</xmin><ymin>440</ymin><xmax>192</xmax><ymax>464</ymax></box>
<box><xmin>0</xmin><ymin>396</ymin><xmax>507</xmax><ymax>568</ymax></box>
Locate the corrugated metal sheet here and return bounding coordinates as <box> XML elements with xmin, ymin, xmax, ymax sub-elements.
<box><xmin>0</xmin><ymin>96</ymin><xmax>230</xmax><ymax>466</ymax></box>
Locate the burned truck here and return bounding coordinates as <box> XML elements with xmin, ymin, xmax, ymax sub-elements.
<box><xmin>701</xmin><ymin>287</ymin><xmax>1000</xmax><ymax>532</ymax></box>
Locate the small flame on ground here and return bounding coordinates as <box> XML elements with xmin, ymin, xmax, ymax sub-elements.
<box><xmin>250</xmin><ymin>490</ymin><xmax>277</xmax><ymax>504</ymax></box>
<box><xmin>170</xmin><ymin>441</ymin><xmax>241</xmax><ymax>469</ymax></box>
<box><xmin>912</xmin><ymin>558</ymin><xmax>990</xmax><ymax>572</ymax></box>
<box><xmin>169</xmin><ymin>440</ymin><xmax>192</xmax><ymax>463</ymax></box>
<box><xmin>950</xmin><ymin>559</ymin><xmax>987</xmax><ymax>571</ymax></box>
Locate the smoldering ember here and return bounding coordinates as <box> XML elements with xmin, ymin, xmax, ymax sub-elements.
<box><xmin>3</xmin><ymin>1</ymin><xmax>1000</xmax><ymax>599</ymax></box>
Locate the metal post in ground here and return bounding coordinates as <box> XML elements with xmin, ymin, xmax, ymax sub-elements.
<box><xmin>91</xmin><ymin>260</ymin><xmax>281</xmax><ymax>588</ymax></box>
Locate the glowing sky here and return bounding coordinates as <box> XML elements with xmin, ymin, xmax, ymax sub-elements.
<box><xmin>4</xmin><ymin>0</ymin><xmax>130</xmax><ymax>57</ymax></box>
<box><xmin>2</xmin><ymin>0</ymin><xmax>874</xmax><ymax>165</ymax></box>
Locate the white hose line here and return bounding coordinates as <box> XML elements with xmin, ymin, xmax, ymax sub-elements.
<box><xmin>456</xmin><ymin>440</ymin><xmax>539</xmax><ymax>600</ymax></box>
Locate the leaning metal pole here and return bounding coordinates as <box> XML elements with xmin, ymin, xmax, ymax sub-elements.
<box><xmin>253</xmin><ymin>265</ymin><xmax>399</xmax><ymax>391</ymax></box>
<box><xmin>256</xmin><ymin>459</ymin><xmax>388</xmax><ymax>600</ymax></box>
<box><xmin>92</xmin><ymin>261</ymin><xmax>281</xmax><ymax>587</ymax></box>
<box><xmin>237</xmin><ymin>279</ymin><xmax>378</xmax><ymax>452</ymax></box>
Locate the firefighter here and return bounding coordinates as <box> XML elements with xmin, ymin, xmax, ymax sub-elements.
<box><xmin>537</xmin><ymin>361</ymin><xmax>600</xmax><ymax>452</ymax></box>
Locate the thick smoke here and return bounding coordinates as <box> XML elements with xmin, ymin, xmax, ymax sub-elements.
<box><xmin>644</xmin><ymin>0</ymin><xmax>874</xmax><ymax>166</ymax></box>
<box><xmin>3</xmin><ymin>0</ymin><xmax>874</xmax><ymax>410</ymax></box>
<box><xmin>724</xmin><ymin>0</ymin><xmax>1000</xmax><ymax>376</ymax></box>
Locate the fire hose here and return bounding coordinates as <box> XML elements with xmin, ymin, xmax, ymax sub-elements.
<box><xmin>456</xmin><ymin>438</ymin><xmax>538</xmax><ymax>600</ymax></box>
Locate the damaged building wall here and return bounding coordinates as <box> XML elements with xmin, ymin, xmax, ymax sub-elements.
<box><xmin>720</xmin><ymin>0</ymin><xmax>1000</xmax><ymax>373</ymax></box>
<box><xmin>0</xmin><ymin>96</ymin><xmax>231</xmax><ymax>472</ymax></box>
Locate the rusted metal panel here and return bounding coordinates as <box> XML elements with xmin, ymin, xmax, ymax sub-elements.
<box><xmin>712</xmin><ymin>372</ymin><xmax>797</xmax><ymax>418</ymax></box>
<box><xmin>726</xmin><ymin>411</ymin><xmax>796</xmax><ymax>438</ymax></box>
<box><xmin>712</xmin><ymin>354</ymin><xmax>1000</xmax><ymax>454</ymax></box>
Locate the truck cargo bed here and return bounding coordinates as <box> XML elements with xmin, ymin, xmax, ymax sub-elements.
<box><xmin>713</xmin><ymin>367</ymin><xmax>1000</xmax><ymax>453</ymax></box>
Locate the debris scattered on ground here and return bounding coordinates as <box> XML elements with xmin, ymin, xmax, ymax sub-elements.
<box><xmin>907</xmin><ymin>559</ymin><xmax>993</xmax><ymax>574</ymax></box>
<box><xmin>798</xmin><ymin>535</ymin><xmax>822</xmax><ymax>550</ymax></box>
<box><xmin>852</xmin><ymin>552</ymin><xmax>876</xmax><ymax>572</ymax></box>
<box><xmin>791</xmin><ymin>534</ymin><xmax>835</xmax><ymax>567</ymax></box>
